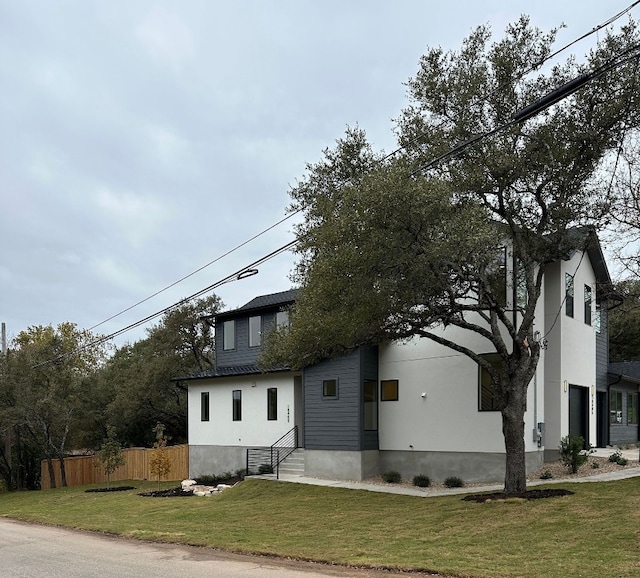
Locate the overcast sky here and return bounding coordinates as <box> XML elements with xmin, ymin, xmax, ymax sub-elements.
<box><xmin>1</xmin><ymin>0</ymin><xmax>635</xmax><ymax>347</ymax></box>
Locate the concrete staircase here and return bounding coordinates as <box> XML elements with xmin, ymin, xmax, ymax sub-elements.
<box><xmin>277</xmin><ymin>448</ymin><xmax>305</xmax><ymax>476</ymax></box>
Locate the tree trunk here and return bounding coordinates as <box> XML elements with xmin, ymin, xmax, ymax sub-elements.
<box><xmin>46</xmin><ymin>457</ymin><xmax>56</xmax><ymax>489</ymax></box>
<box><xmin>59</xmin><ymin>456</ymin><xmax>67</xmax><ymax>487</ymax></box>
<box><xmin>502</xmin><ymin>390</ymin><xmax>528</xmax><ymax>495</ymax></box>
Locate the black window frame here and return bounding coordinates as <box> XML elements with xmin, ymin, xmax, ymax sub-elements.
<box><xmin>223</xmin><ymin>319</ymin><xmax>235</xmax><ymax>351</ymax></box>
<box><xmin>267</xmin><ymin>387</ymin><xmax>277</xmax><ymax>421</ymax></box>
<box><xmin>479</xmin><ymin>353</ymin><xmax>501</xmax><ymax>412</ymax></box>
<box><xmin>232</xmin><ymin>389</ymin><xmax>242</xmax><ymax>421</ymax></box>
<box><xmin>380</xmin><ymin>379</ymin><xmax>399</xmax><ymax>401</ymax></box>
<box><xmin>363</xmin><ymin>379</ymin><xmax>378</xmax><ymax>431</ymax></box>
<box><xmin>584</xmin><ymin>284</ymin><xmax>592</xmax><ymax>326</ymax></box>
<box><xmin>201</xmin><ymin>391</ymin><xmax>210</xmax><ymax>422</ymax></box>
<box><xmin>249</xmin><ymin>315</ymin><xmax>262</xmax><ymax>348</ymax></box>
<box><xmin>322</xmin><ymin>378</ymin><xmax>338</xmax><ymax>398</ymax></box>
<box><xmin>565</xmin><ymin>273</ymin><xmax>574</xmax><ymax>318</ymax></box>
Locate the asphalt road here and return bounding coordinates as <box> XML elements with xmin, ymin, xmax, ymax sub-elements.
<box><xmin>0</xmin><ymin>518</ymin><xmax>439</xmax><ymax>578</ymax></box>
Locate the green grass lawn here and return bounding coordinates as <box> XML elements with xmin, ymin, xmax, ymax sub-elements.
<box><xmin>1</xmin><ymin>478</ymin><xmax>639</xmax><ymax>577</ymax></box>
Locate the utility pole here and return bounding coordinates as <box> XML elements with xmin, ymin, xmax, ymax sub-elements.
<box><xmin>1</xmin><ymin>322</ymin><xmax>6</xmax><ymax>355</ymax></box>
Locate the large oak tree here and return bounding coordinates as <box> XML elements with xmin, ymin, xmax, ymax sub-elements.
<box><xmin>262</xmin><ymin>17</ymin><xmax>640</xmax><ymax>494</ymax></box>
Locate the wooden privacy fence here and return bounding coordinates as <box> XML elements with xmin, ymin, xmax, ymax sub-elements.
<box><xmin>40</xmin><ymin>444</ymin><xmax>189</xmax><ymax>490</ymax></box>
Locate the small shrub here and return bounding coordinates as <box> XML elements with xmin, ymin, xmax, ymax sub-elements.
<box><xmin>608</xmin><ymin>450</ymin><xmax>622</xmax><ymax>463</ymax></box>
<box><xmin>381</xmin><ymin>471</ymin><xmax>402</xmax><ymax>483</ymax></box>
<box><xmin>591</xmin><ymin>461</ymin><xmax>600</xmax><ymax>469</ymax></box>
<box><xmin>559</xmin><ymin>435</ymin><xmax>593</xmax><ymax>474</ymax></box>
<box><xmin>608</xmin><ymin>450</ymin><xmax>628</xmax><ymax>465</ymax></box>
<box><xmin>444</xmin><ymin>476</ymin><xmax>464</xmax><ymax>488</ymax></box>
<box><xmin>258</xmin><ymin>463</ymin><xmax>274</xmax><ymax>474</ymax></box>
<box><xmin>539</xmin><ymin>470</ymin><xmax>553</xmax><ymax>480</ymax></box>
<box><xmin>413</xmin><ymin>474</ymin><xmax>431</xmax><ymax>487</ymax></box>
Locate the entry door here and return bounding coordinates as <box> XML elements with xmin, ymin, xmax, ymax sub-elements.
<box><xmin>569</xmin><ymin>385</ymin><xmax>589</xmax><ymax>448</ymax></box>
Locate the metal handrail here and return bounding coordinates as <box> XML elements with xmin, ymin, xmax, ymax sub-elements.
<box><xmin>246</xmin><ymin>426</ymin><xmax>298</xmax><ymax>479</ymax></box>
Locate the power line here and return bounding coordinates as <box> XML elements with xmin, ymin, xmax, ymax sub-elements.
<box><xmin>32</xmin><ymin>240</ymin><xmax>298</xmax><ymax>368</ymax></box>
<box><xmin>383</xmin><ymin>0</ymin><xmax>640</xmax><ymax>165</ymax></box>
<box><xmin>87</xmin><ymin>211</ymin><xmax>299</xmax><ymax>332</ymax></box>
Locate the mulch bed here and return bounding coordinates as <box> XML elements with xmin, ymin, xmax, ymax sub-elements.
<box><xmin>138</xmin><ymin>476</ymin><xmax>244</xmax><ymax>498</ymax></box>
<box><xmin>85</xmin><ymin>486</ymin><xmax>136</xmax><ymax>493</ymax></box>
<box><xmin>138</xmin><ymin>487</ymin><xmax>195</xmax><ymax>498</ymax></box>
<box><xmin>462</xmin><ymin>488</ymin><xmax>574</xmax><ymax>502</ymax></box>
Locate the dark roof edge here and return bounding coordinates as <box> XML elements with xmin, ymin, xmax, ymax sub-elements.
<box><xmin>172</xmin><ymin>366</ymin><xmax>292</xmax><ymax>382</ymax></box>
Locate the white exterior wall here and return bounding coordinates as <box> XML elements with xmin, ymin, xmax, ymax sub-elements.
<box><xmin>188</xmin><ymin>373</ymin><xmax>297</xmax><ymax>447</ymax></box>
<box><xmin>544</xmin><ymin>251</ymin><xmax>598</xmax><ymax>450</ymax></box>
<box><xmin>378</xmin><ymin>306</ymin><xmax>546</xmax><ymax>455</ymax></box>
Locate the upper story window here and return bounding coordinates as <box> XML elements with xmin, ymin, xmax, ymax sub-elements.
<box><xmin>276</xmin><ymin>310</ymin><xmax>289</xmax><ymax>328</ymax></box>
<box><xmin>249</xmin><ymin>315</ymin><xmax>261</xmax><ymax>347</ymax></box>
<box><xmin>565</xmin><ymin>273</ymin><xmax>574</xmax><ymax>318</ymax></box>
<box><xmin>223</xmin><ymin>320</ymin><xmax>235</xmax><ymax>350</ymax></box>
<box><xmin>483</xmin><ymin>247</ymin><xmax>506</xmax><ymax>307</ymax></box>
<box><xmin>479</xmin><ymin>353</ymin><xmax>501</xmax><ymax>412</ymax></box>
<box><xmin>594</xmin><ymin>304</ymin><xmax>601</xmax><ymax>333</ymax></box>
<box><xmin>584</xmin><ymin>285</ymin><xmax>592</xmax><ymax>326</ymax></box>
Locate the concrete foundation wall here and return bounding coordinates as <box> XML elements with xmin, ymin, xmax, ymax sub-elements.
<box><xmin>305</xmin><ymin>449</ymin><xmax>380</xmax><ymax>481</ymax></box>
<box><xmin>380</xmin><ymin>449</ymin><xmax>543</xmax><ymax>483</ymax></box>
<box><xmin>189</xmin><ymin>445</ymin><xmax>247</xmax><ymax>478</ymax></box>
<box><xmin>304</xmin><ymin>448</ymin><xmax>544</xmax><ymax>483</ymax></box>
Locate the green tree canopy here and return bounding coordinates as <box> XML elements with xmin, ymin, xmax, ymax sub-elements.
<box><xmin>262</xmin><ymin>17</ymin><xmax>640</xmax><ymax>495</ymax></box>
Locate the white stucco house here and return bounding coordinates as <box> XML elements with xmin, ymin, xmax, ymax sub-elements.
<box><xmin>178</xmin><ymin>232</ymin><xmax>636</xmax><ymax>483</ymax></box>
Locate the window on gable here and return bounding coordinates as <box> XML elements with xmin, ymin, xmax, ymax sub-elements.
<box><xmin>479</xmin><ymin>353</ymin><xmax>501</xmax><ymax>412</ymax></box>
<box><xmin>232</xmin><ymin>390</ymin><xmax>242</xmax><ymax>421</ymax></box>
<box><xmin>627</xmin><ymin>393</ymin><xmax>638</xmax><ymax>426</ymax></box>
<box><xmin>322</xmin><ymin>379</ymin><xmax>338</xmax><ymax>398</ymax></box>
<box><xmin>201</xmin><ymin>392</ymin><xmax>210</xmax><ymax>422</ymax></box>
<box><xmin>363</xmin><ymin>380</ymin><xmax>378</xmax><ymax>431</ymax></box>
<box><xmin>565</xmin><ymin>273</ymin><xmax>574</xmax><ymax>318</ymax></box>
<box><xmin>380</xmin><ymin>379</ymin><xmax>399</xmax><ymax>401</ymax></box>
<box><xmin>223</xmin><ymin>320</ymin><xmax>235</xmax><ymax>350</ymax></box>
<box><xmin>249</xmin><ymin>315</ymin><xmax>261</xmax><ymax>347</ymax></box>
<box><xmin>610</xmin><ymin>390</ymin><xmax>622</xmax><ymax>424</ymax></box>
<box><xmin>584</xmin><ymin>285</ymin><xmax>592</xmax><ymax>326</ymax></box>
<box><xmin>267</xmin><ymin>387</ymin><xmax>277</xmax><ymax>421</ymax></box>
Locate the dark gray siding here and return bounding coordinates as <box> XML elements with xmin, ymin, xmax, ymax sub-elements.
<box><xmin>303</xmin><ymin>347</ymin><xmax>380</xmax><ymax>451</ymax></box>
<box><xmin>216</xmin><ymin>312</ymin><xmax>276</xmax><ymax>368</ymax></box>
<box><xmin>596</xmin><ymin>305</ymin><xmax>609</xmax><ymax>391</ymax></box>
<box><xmin>304</xmin><ymin>350</ymin><xmax>362</xmax><ymax>451</ymax></box>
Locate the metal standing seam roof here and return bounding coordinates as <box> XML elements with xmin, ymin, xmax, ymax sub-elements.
<box><xmin>216</xmin><ymin>288</ymin><xmax>299</xmax><ymax>320</ymax></box>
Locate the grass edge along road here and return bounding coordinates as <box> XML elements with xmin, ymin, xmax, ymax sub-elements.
<box><xmin>1</xmin><ymin>478</ymin><xmax>639</xmax><ymax>578</ymax></box>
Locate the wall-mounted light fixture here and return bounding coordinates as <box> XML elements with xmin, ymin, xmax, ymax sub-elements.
<box><xmin>421</xmin><ymin>392</ymin><xmax>426</xmax><ymax>398</ymax></box>
<box><xmin>563</xmin><ymin>380</ymin><xmax>568</xmax><ymax>393</ymax></box>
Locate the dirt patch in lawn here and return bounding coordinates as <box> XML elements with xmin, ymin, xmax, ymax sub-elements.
<box><xmin>462</xmin><ymin>488</ymin><xmax>574</xmax><ymax>503</ymax></box>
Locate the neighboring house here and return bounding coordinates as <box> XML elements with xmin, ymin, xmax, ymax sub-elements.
<box><xmin>179</xmin><ymin>233</ymin><xmax>634</xmax><ymax>483</ymax></box>
<box><xmin>607</xmin><ymin>361</ymin><xmax>640</xmax><ymax>446</ymax></box>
